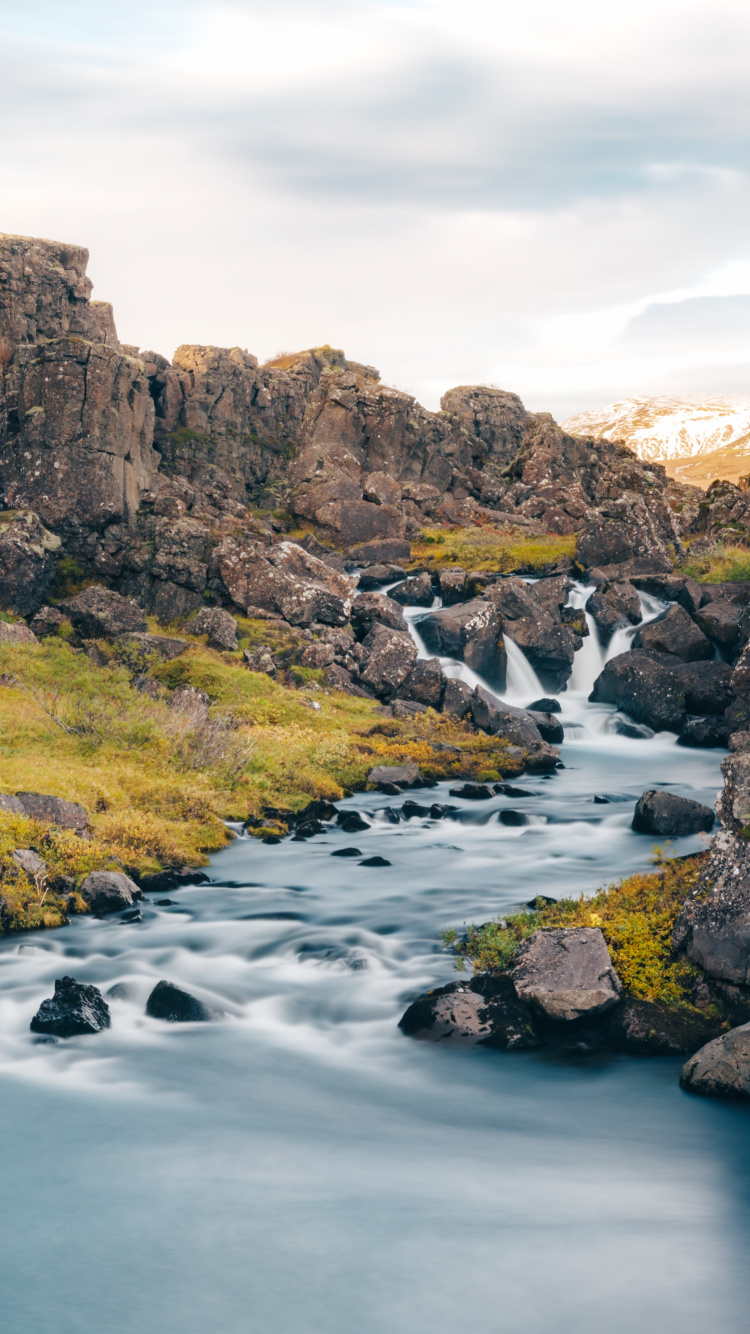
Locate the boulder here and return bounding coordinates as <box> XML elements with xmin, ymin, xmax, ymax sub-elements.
<box><xmin>633</xmin><ymin>604</ymin><xmax>713</xmax><ymax>662</ymax></box>
<box><xmin>730</xmin><ymin>732</ymin><xmax>750</xmax><ymax>752</ymax></box>
<box><xmin>672</xmin><ymin>829</ymin><xmax>750</xmax><ymax>985</ymax></box>
<box><xmin>398</xmin><ymin>975</ymin><xmax>540</xmax><ymax>1050</ymax></box>
<box><xmin>346</xmin><ymin>539</ymin><xmax>410</xmax><ymax>566</ymax></box>
<box><xmin>367</xmin><ymin>763</ymin><xmax>421</xmax><ymax>788</ymax></box>
<box><xmin>0</xmin><ymin>511</ymin><xmax>61</xmax><ymax>617</ymax></box>
<box><xmin>510</xmin><ymin>927</ymin><xmax>622</xmax><ymax>1022</ymax></box>
<box><xmin>30</xmin><ymin>976</ymin><xmax>111</xmax><ymax>1038</ymax></box>
<box><xmin>486</xmin><ymin>577</ymin><xmax>576</xmax><ymax>690</ymax></box>
<box><xmin>0</xmin><ymin>621</ymin><xmax>37</xmax><ymax>644</ymax></box>
<box><xmin>528</xmin><ymin>711</ymin><xmax>565</xmax><ymax>744</ymax></box>
<box><xmin>575</xmin><ymin>495</ymin><xmax>674</xmax><ymax>571</ymax></box>
<box><xmin>585</xmin><ymin>582</ymin><xmax>642</xmax><ymax>637</ymax></box>
<box><xmin>389</xmin><ymin>573</ymin><xmax>433</xmax><ymax>606</ymax></box>
<box><xmin>79</xmin><ymin>870</ymin><xmax>141</xmax><ymax>914</ymax></box>
<box><xmin>680</xmin><ymin>1023</ymin><xmax>750</xmax><ymax>1099</ymax></box>
<box><xmin>419</xmin><ymin>599</ymin><xmax>504</xmax><ymax>688</ymax></box>
<box><xmin>358</xmin><ymin>623</ymin><xmax>418</xmax><ymax>698</ymax></box>
<box><xmin>15</xmin><ymin>792</ymin><xmax>90</xmax><ymax>836</ymax></box>
<box><xmin>186</xmin><ymin>606</ymin><xmax>238</xmax><ymax>651</ymax></box>
<box><xmin>589</xmin><ymin>650</ymin><xmax>687</xmax><ymax>733</ymax></box>
<box><xmin>59</xmin><ymin>585</ymin><xmax>147</xmax><ymax>639</ymax></box>
<box><xmin>115</xmin><ymin>632</ymin><xmax>188</xmax><ymax>665</ymax></box>
<box><xmin>12</xmin><ymin>848</ymin><xmax>46</xmax><ymax>878</ymax></box>
<box><xmin>631</xmin><ymin>572</ymin><xmax>704</xmax><ymax>616</ymax></box>
<box><xmin>356</xmin><ymin>564</ymin><xmax>406</xmax><ymax>589</ymax></box>
<box><xmin>695</xmin><ymin>599</ymin><xmax>750</xmax><ymax>651</ymax></box>
<box><xmin>145</xmin><ymin>979</ymin><xmax>213</xmax><ymax>1022</ymax></box>
<box><xmin>731</xmin><ymin>640</ymin><xmax>750</xmax><ymax>695</ymax></box>
<box><xmin>631</xmin><ymin>790</ymin><xmax>715</xmax><ymax>836</ymax></box>
<box><xmin>528</xmin><ymin>697</ymin><xmax>561</xmax><ymax>713</ymax></box>
<box><xmin>216</xmin><ymin>538</ymin><xmax>357</xmax><ymax>626</ymax></box>
<box><xmin>396</xmin><ymin>657</ymin><xmax>444</xmax><ymax>708</ymax></box>
<box><xmin>678</xmin><ymin>717</ymin><xmax>730</xmax><ymax>749</ymax></box>
<box><xmin>0</xmin><ymin>792</ymin><xmax>25</xmax><ymax>815</ymax></box>
<box><xmin>672</xmin><ymin>660</ymin><xmax>734</xmax><ymax>716</ymax></box>
<box><xmin>29</xmin><ymin>606</ymin><xmax>67</xmax><ymax>638</ymax></box>
<box><xmin>438</xmin><ymin>568</ymin><xmax>467</xmax><ymax>605</ymax></box>
<box><xmin>300</xmin><ymin>642</ymin><xmax>336</xmax><ymax>669</ymax></box>
<box><xmin>471</xmin><ymin>687</ymin><xmax>543</xmax><ymax>749</ymax></box>
<box><xmin>530</xmin><ymin>575</ymin><xmax>572</xmax><ymax>616</ymax></box>
<box><xmin>604</xmin><ymin>998</ymin><xmax>724</xmax><ymax>1056</ymax></box>
<box><xmin>350</xmin><ymin>592</ymin><xmax>407</xmax><ymax>637</ymax></box>
<box><xmin>440</xmin><ymin>677</ymin><xmax>474</xmax><ymax>719</ymax></box>
<box><xmin>362</xmin><ymin>471</ymin><xmax>401</xmax><ymax>506</ymax></box>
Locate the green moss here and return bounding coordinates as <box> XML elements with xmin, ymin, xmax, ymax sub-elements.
<box><xmin>681</xmin><ymin>543</ymin><xmax>750</xmax><ymax>583</ymax></box>
<box><xmin>444</xmin><ymin>855</ymin><xmax>706</xmax><ymax>1007</ymax></box>
<box><xmin>409</xmin><ymin>526</ymin><xmax>577</xmax><ymax>574</ymax></box>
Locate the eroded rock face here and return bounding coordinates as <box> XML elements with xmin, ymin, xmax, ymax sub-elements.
<box><xmin>510</xmin><ymin>927</ymin><xmax>622</xmax><ymax>1022</ymax></box>
<box><xmin>716</xmin><ymin>752</ymin><xmax>750</xmax><ymax>832</ymax></box>
<box><xmin>30</xmin><ymin>976</ymin><xmax>110</xmax><ymax>1038</ymax></box>
<box><xmin>0</xmin><ymin>511</ymin><xmax>60</xmax><ymax>617</ymax></box>
<box><xmin>673</xmin><ymin>829</ymin><xmax>750</xmax><ymax>985</ymax></box>
<box><xmin>589</xmin><ymin>650</ymin><xmax>687</xmax><ymax>733</ymax></box>
<box><xmin>680</xmin><ymin>1023</ymin><xmax>750</xmax><ymax>1098</ymax></box>
<box><xmin>575</xmin><ymin>494</ymin><xmax>676</xmax><ymax>570</ymax></box>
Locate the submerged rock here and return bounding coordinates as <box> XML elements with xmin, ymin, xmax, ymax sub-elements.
<box><xmin>30</xmin><ymin>976</ymin><xmax>110</xmax><ymax>1038</ymax></box>
<box><xmin>631</xmin><ymin>790</ymin><xmax>715</xmax><ymax>837</ymax></box>
<box><xmin>680</xmin><ymin>1023</ymin><xmax>750</xmax><ymax>1098</ymax></box>
<box><xmin>145</xmin><ymin>980</ymin><xmax>213</xmax><ymax>1022</ymax></box>
<box><xmin>510</xmin><ymin>927</ymin><xmax>622</xmax><ymax>1023</ymax></box>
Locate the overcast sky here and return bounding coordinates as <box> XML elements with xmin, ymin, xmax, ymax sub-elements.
<box><xmin>2</xmin><ymin>0</ymin><xmax>750</xmax><ymax>417</ymax></box>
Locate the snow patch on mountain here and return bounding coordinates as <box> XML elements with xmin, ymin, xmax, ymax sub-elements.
<box><xmin>562</xmin><ymin>396</ymin><xmax>750</xmax><ymax>463</ymax></box>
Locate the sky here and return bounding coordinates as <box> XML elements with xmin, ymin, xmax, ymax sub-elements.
<box><xmin>2</xmin><ymin>0</ymin><xmax>750</xmax><ymax>418</ymax></box>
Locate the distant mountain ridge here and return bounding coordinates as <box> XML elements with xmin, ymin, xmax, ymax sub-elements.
<box><xmin>562</xmin><ymin>396</ymin><xmax>750</xmax><ymax>488</ymax></box>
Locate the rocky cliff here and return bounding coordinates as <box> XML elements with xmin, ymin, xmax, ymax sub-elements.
<box><xmin>0</xmin><ymin>232</ymin><xmax>708</xmax><ymax>621</ymax></box>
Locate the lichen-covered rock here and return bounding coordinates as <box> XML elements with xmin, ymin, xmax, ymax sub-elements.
<box><xmin>589</xmin><ymin>649</ymin><xmax>687</xmax><ymax>733</ymax></box>
<box><xmin>59</xmin><ymin>584</ymin><xmax>147</xmax><ymax>639</ymax></box>
<box><xmin>438</xmin><ymin>568</ymin><xmax>467</xmax><ymax>605</ymax></box>
<box><xmin>632</xmin><ymin>790</ymin><xmax>715</xmax><ymax>837</ymax></box>
<box><xmin>604</xmin><ymin>998</ymin><xmax>725</xmax><ymax>1056</ymax></box>
<box><xmin>79</xmin><ymin>870</ymin><xmax>140</xmax><ymax>914</ymax></box>
<box><xmin>510</xmin><ymin>927</ymin><xmax>622</xmax><ymax>1022</ymax></box>
<box><xmin>350</xmin><ymin>592</ymin><xmax>407</xmax><ymax>638</ymax></box>
<box><xmin>358</xmin><ymin>623</ymin><xmax>417</xmax><ymax>698</ymax></box>
<box><xmin>585</xmin><ymin>581</ymin><xmax>642</xmax><ymax>637</ymax></box>
<box><xmin>678</xmin><ymin>717</ymin><xmax>730</xmax><ymax>749</ymax></box>
<box><xmin>471</xmin><ymin>687</ymin><xmax>543</xmax><ymax>749</ymax></box>
<box><xmin>716</xmin><ymin>751</ymin><xmax>750</xmax><ymax>832</ymax></box>
<box><xmin>485</xmin><ymin>578</ymin><xmax>576</xmax><ymax>691</ymax></box>
<box><xmin>673</xmin><ymin>829</ymin><xmax>750</xmax><ymax>985</ymax></box>
<box><xmin>695</xmin><ymin>598</ymin><xmax>750</xmax><ymax>652</ymax></box>
<box><xmin>441</xmin><ymin>677</ymin><xmax>474</xmax><ymax>718</ymax></box>
<box><xmin>15</xmin><ymin>791</ymin><xmax>90</xmax><ymax>835</ymax></box>
<box><xmin>30</xmin><ymin>975</ymin><xmax>110</xmax><ymax>1038</ymax></box>
<box><xmin>115</xmin><ymin>632</ymin><xmax>188</xmax><ymax>665</ymax></box>
<box><xmin>576</xmin><ymin>494</ymin><xmax>676</xmax><ymax>570</ymax></box>
<box><xmin>673</xmin><ymin>660</ymin><xmax>734</xmax><ymax>716</ymax></box>
<box><xmin>680</xmin><ymin>1022</ymin><xmax>750</xmax><ymax>1098</ymax></box>
<box><xmin>29</xmin><ymin>605</ymin><xmax>66</xmax><ymax>638</ymax></box>
<box><xmin>186</xmin><ymin>606</ymin><xmax>238</xmax><ymax>651</ymax></box>
<box><xmin>389</xmin><ymin>572</ymin><xmax>433</xmax><ymax>607</ymax></box>
<box><xmin>215</xmin><ymin>537</ymin><xmax>356</xmax><ymax>626</ymax></box>
<box><xmin>0</xmin><ymin>510</ymin><xmax>61</xmax><ymax>617</ymax></box>
<box><xmin>397</xmin><ymin>657</ymin><xmax>444</xmax><ymax>708</ymax></box>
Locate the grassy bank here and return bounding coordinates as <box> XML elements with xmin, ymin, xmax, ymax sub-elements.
<box><xmin>442</xmin><ymin>855</ymin><xmax>707</xmax><ymax>1007</ymax></box>
<box><xmin>0</xmin><ymin>626</ymin><xmax>525</xmax><ymax>934</ymax></box>
<box><xmin>407</xmin><ymin>526</ymin><xmax>577</xmax><ymax>574</ymax></box>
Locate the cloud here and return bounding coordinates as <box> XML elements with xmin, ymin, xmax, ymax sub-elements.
<box><xmin>1</xmin><ymin>0</ymin><xmax>750</xmax><ymax>418</ymax></box>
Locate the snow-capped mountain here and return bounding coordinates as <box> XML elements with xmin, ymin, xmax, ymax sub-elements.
<box><xmin>563</xmin><ymin>396</ymin><xmax>750</xmax><ymax>461</ymax></box>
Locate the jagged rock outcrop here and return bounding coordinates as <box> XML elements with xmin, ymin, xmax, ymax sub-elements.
<box><xmin>0</xmin><ymin>510</ymin><xmax>60</xmax><ymax>616</ymax></box>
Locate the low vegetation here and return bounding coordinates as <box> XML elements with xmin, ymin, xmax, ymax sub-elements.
<box><xmin>442</xmin><ymin>854</ymin><xmax>708</xmax><ymax>1007</ymax></box>
<box><xmin>408</xmin><ymin>526</ymin><xmax>577</xmax><ymax>574</ymax></box>
<box><xmin>681</xmin><ymin>542</ymin><xmax>750</xmax><ymax>584</ymax></box>
<box><xmin>0</xmin><ymin>623</ymin><xmax>525</xmax><ymax>934</ymax></box>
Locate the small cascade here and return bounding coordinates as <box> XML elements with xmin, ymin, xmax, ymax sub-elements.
<box><xmin>502</xmin><ymin>634</ymin><xmax>546</xmax><ymax>704</ymax></box>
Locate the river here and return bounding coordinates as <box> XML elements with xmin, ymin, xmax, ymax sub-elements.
<box><xmin>0</xmin><ymin>583</ymin><xmax>748</xmax><ymax>1334</ymax></box>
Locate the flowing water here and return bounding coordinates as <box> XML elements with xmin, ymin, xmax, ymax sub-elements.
<box><xmin>1</xmin><ymin>584</ymin><xmax>748</xmax><ymax>1334</ymax></box>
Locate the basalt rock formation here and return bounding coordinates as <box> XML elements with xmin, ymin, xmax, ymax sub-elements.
<box><xmin>0</xmin><ymin>232</ymin><xmax>695</xmax><ymax>623</ymax></box>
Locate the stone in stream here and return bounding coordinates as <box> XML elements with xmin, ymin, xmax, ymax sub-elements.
<box><xmin>438</xmin><ymin>568</ymin><xmax>467</xmax><ymax>605</ymax></box>
<box><xmin>350</xmin><ymin>592</ymin><xmax>408</xmax><ymax>637</ymax></box>
<box><xmin>367</xmin><ymin>763</ymin><xmax>421</xmax><ymax>789</ymax></box>
<box><xmin>589</xmin><ymin>649</ymin><xmax>687</xmax><ymax>733</ymax></box>
<box><xmin>337</xmin><ymin>812</ymin><xmax>371</xmax><ymax>833</ymax></box>
<box><xmin>528</xmin><ymin>711</ymin><xmax>565</xmax><ymax>744</ymax></box>
<box><xmin>294</xmin><ymin>799</ymin><xmax>338</xmax><ymax>823</ymax></box>
<box><xmin>401</xmin><ymin>800</ymin><xmax>433</xmax><ymax>818</ymax></box>
<box><xmin>631</xmin><ymin>790</ymin><xmax>715</xmax><ymax>837</ymax></box>
<box><xmin>633</xmin><ymin>604</ymin><xmax>714</xmax><ymax>662</ymax></box>
<box><xmin>145</xmin><ymin>980</ymin><xmax>214</xmax><ymax>1023</ymax></box>
<box><xmin>429</xmin><ymin>803</ymin><xmax>458</xmax><ymax>819</ymax></box>
<box><xmin>399</xmin><ymin>974</ymin><xmax>541</xmax><ymax>1050</ymax></box>
<box><xmin>331</xmin><ymin>847</ymin><xmax>362</xmax><ymax>857</ymax></box>
<box><xmin>418</xmin><ymin>599</ymin><xmax>504</xmax><ymax>689</ymax></box>
<box><xmin>388</xmin><ymin>572</ymin><xmax>433</xmax><ymax>606</ymax></box>
<box><xmin>673</xmin><ymin>661</ymin><xmax>734</xmax><ymax>717</ymax></box>
<box><xmin>677</xmin><ymin>717</ymin><xmax>730</xmax><ymax>749</ymax></box>
<box><xmin>356</xmin><ymin>564</ymin><xmax>407</xmax><ymax>590</ymax></box>
<box><xmin>510</xmin><ymin>927</ymin><xmax>622</xmax><ymax>1023</ymax></box>
<box><xmin>30</xmin><ymin>976</ymin><xmax>111</xmax><ymax>1038</ymax></box>
<box><xmin>585</xmin><ymin>582</ymin><xmax>642</xmax><ymax>637</ymax></box>
<box><xmin>499</xmin><ymin>810</ymin><xmax>528</xmax><ymax>826</ymax></box>
<box><xmin>680</xmin><ymin>1023</ymin><xmax>750</xmax><ymax>1098</ymax></box>
<box><xmin>528</xmin><ymin>697</ymin><xmax>561</xmax><ymax>714</ymax></box>
<box><xmin>494</xmin><ymin>783</ymin><xmax>533</xmax><ymax>797</ymax></box>
<box><xmin>137</xmin><ymin>867</ymin><xmax>210</xmax><ymax>892</ymax></box>
<box><xmin>79</xmin><ymin>870</ymin><xmax>142</xmax><ymax>915</ymax></box>
<box><xmin>448</xmin><ymin>783</ymin><xmax>494</xmax><ymax>800</ymax></box>
<box><xmin>359</xmin><ymin>856</ymin><xmax>391</xmax><ymax>867</ymax></box>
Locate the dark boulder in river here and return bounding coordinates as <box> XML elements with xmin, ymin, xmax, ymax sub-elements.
<box><xmin>680</xmin><ymin>1022</ymin><xmax>750</xmax><ymax>1098</ymax></box>
<box><xmin>145</xmin><ymin>980</ymin><xmax>213</xmax><ymax>1023</ymax></box>
<box><xmin>632</xmin><ymin>790</ymin><xmax>715</xmax><ymax>837</ymax></box>
<box><xmin>398</xmin><ymin>975</ymin><xmax>541</xmax><ymax>1050</ymax></box>
<box><xmin>633</xmin><ymin>604</ymin><xmax>714</xmax><ymax>662</ymax></box>
<box><xmin>30</xmin><ymin>976</ymin><xmax>110</xmax><ymax>1038</ymax></box>
<box><xmin>589</xmin><ymin>650</ymin><xmax>687</xmax><ymax>733</ymax></box>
